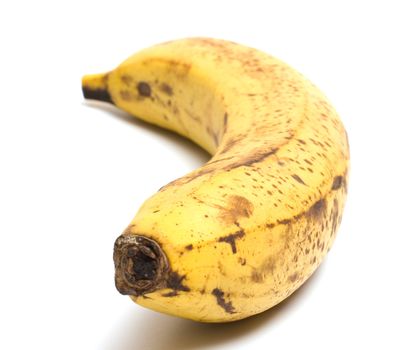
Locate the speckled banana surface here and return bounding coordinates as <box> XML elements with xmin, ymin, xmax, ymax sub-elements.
<box><xmin>82</xmin><ymin>38</ymin><xmax>349</xmax><ymax>322</ymax></box>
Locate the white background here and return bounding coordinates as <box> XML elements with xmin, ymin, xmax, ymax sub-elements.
<box><xmin>1</xmin><ymin>1</ymin><xmax>409</xmax><ymax>349</ymax></box>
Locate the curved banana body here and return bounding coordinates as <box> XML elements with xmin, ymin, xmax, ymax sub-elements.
<box><xmin>82</xmin><ymin>38</ymin><xmax>349</xmax><ymax>322</ymax></box>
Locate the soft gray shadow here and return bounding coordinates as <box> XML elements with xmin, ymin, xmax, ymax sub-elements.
<box><xmin>104</xmin><ymin>265</ymin><xmax>325</xmax><ymax>350</ymax></box>
<box><xmin>83</xmin><ymin>101</ymin><xmax>210</xmax><ymax>165</ymax></box>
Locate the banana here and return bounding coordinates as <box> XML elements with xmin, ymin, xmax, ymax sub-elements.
<box><xmin>82</xmin><ymin>38</ymin><xmax>349</xmax><ymax>322</ymax></box>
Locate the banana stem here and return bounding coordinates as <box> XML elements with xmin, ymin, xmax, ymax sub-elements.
<box><xmin>113</xmin><ymin>234</ymin><xmax>169</xmax><ymax>296</ymax></box>
<box><xmin>81</xmin><ymin>72</ymin><xmax>113</xmax><ymax>103</ymax></box>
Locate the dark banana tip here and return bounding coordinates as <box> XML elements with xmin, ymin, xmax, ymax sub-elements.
<box><xmin>81</xmin><ymin>72</ymin><xmax>113</xmax><ymax>104</ymax></box>
<box><xmin>82</xmin><ymin>86</ymin><xmax>113</xmax><ymax>104</ymax></box>
<box><xmin>113</xmin><ymin>234</ymin><xmax>169</xmax><ymax>296</ymax></box>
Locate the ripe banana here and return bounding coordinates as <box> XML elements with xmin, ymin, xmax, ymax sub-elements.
<box><xmin>82</xmin><ymin>38</ymin><xmax>349</xmax><ymax>322</ymax></box>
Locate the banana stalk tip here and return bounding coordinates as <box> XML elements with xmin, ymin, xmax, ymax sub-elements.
<box><xmin>81</xmin><ymin>72</ymin><xmax>113</xmax><ymax>104</ymax></box>
<box><xmin>113</xmin><ymin>234</ymin><xmax>169</xmax><ymax>296</ymax></box>
<box><xmin>82</xmin><ymin>85</ymin><xmax>113</xmax><ymax>103</ymax></box>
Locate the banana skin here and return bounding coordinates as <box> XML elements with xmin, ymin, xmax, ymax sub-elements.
<box><xmin>82</xmin><ymin>38</ymin><xmax>349</xmax><ymax>322</ymax></box>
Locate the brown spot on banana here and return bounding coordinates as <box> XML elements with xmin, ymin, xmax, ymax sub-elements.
<box><xmin>159</xmin><ymin>82</ymin><xmax>173</xmax><ymax>96</ymax></box>
<box><xmin>288</xmin><ymin>272</ymin><xmax>299</xmax><ymax>283</ymax></box>
<box><xmin>250</xmin><ymin>256</ymin><xmax>276</xmax><ymax>283</ymax></box>
<box><xmin>219</xmin><ymin>195</ymin><xmax>254</xmax><ymax>224</ymax></box>
<box><xmin>218</xmin><ymin>229</ymin><xmax>245</xmax><ymax>254</ymax></box>
<box><xmin>291</xmin><ymin>174</ymin><xmax>307</xmax><ymax>186</ymax></box>
<box><xmin>238</xmin><ymin>257</ymin><xmax>247</xmax><ymax>265</ymax></box>
<box><xmin>263</xmin><ymin>187</ymin><xmax>336</xmax><ymax>233</ymax></box>
<box><xmin>164</xmin><ymin>271</ymin><xmax>190</xmax><ymax>295</ymax></box>
<box><xmin>120</xmin><ymin>90</ymin><xmax>132</xmax><ymax>101</ymax></box>
<box><xmin>212</xmin><ymin>288</ymin><xmax>236</xmax><ymax>314</ymax></box>
<box><xmin>277</xmin><ymin>218</ymin><xmax>292</xmax><ymax>225</ymax></box>
<box><xmin>218</xmin><ymin>261</ymin><xmax>227</xmax><ymax>276</ymax></box>
<box><xmin>137</xmin><ymin>82</ymin><xmax>151</xmax><ymax>97</ymax></box>
<box><xmin>331</xmin><ymin>175</ymin><xmax>344</xmax><ymax>190</ymax></box>
<box><xmin>251</xmin><ymin>270</ymin><xmax>264</xmax><ymax>283</ymax></box>
<box><xmin>307</xmin><ymin>199</ymin><xmax>327</xmax><ymax>220</ymax></box>
<box><xmin>223</xmin><ymin>113</ymin><xmax>228</xmax><ymax>134</ymax></box>
<box><xmin>121</xmin><ymin>75</ymin><xmax>133</xmax><ymax>85</ymax></box>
